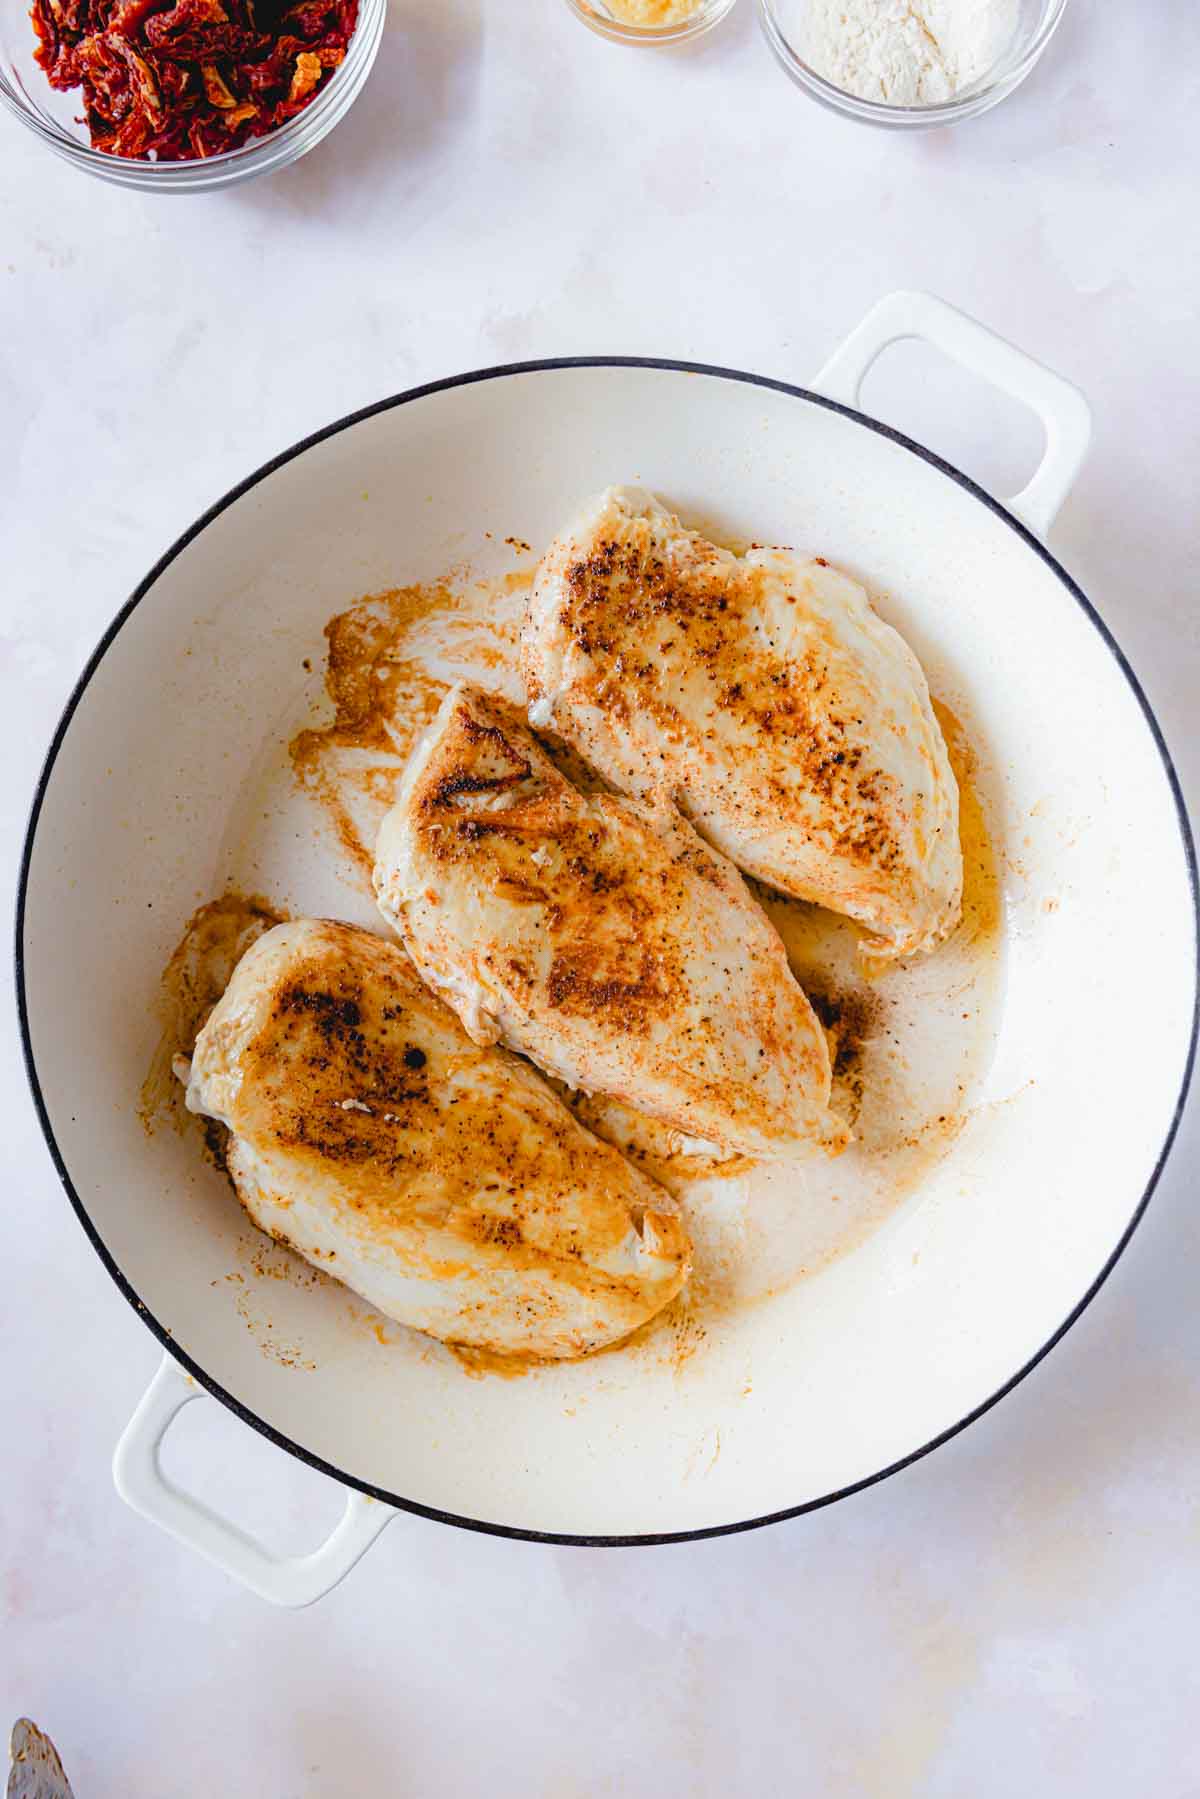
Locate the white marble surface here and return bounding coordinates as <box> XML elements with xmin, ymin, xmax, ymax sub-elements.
<box><xmin>3</xmin><ymin>3</ymin><xmax>1200</xmax><ymax>1793</ymax></box>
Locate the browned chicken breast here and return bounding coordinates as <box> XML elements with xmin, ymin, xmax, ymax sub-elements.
<box><xmin>373</xmin><ymin>685</ymin><xmax>844</xmax><ymax>1160</ymax></box>
<box><xmin>521</xmin><ymin>487</ymin><xmax>962</xmax><ymax>962</ymax></box>
<box><xmin>178</xmin><ymin>918</ymin><xmax>689</xmax><ymax>1359</ymax></box>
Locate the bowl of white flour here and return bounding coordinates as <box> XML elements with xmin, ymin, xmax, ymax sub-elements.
<box><xmin>758</xmin><ymin>0</ymin><xmax>1069</xmax><ymax>126</ymax></box>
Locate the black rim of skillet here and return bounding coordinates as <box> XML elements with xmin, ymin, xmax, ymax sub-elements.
<box><xmin>15</xmin><ymin>356</ymin><xmax>1200</xmax><ymax>1549</ymax></box>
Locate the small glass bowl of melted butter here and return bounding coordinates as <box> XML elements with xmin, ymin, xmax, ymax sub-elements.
<box><xmin>564</xmin><ymin>0</ymin><xmax>738</xmax><ymax>44</ymax></box>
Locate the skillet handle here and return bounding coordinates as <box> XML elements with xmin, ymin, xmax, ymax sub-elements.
<box><xmin>113</xmin><ymin>1354</ymin><xmax>396</xmax><ymax>1607</ymax></box>
<box><xmin>810</xmin><ymin>290</ymin><xmax>1091</xmax><ymax>538</ymax></box>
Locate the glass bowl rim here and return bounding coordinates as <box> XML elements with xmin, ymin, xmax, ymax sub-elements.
<box><xmin>757</xmin><ymin>0</ymin><xmax>1070</xmax><ymax>123</ymax></box>
<box><xmin>562</xmin><ymin>0</ymin><xmax>740</xmax><ymax>47</ymax></box>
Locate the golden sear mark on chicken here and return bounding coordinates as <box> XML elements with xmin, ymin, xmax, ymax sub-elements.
<box><xmin>563</xmin><ymin>536</ymin><xmax>900</xmax><ymax>871</ymax></box>
<box><xmin>419</xmin><ymin>703</ymin><xmax>688</xmax><ymax>1038</ymax></box>
<box><xmin>243</xmin><ymin>981</ymin><xmax>431</xmax><ymax>1181</ymax></box>
<box><xmin>182</xmin><ymin>919</ymin><xmax>689</xmax><ymax>1358</ymax></box>
<box><xmin>522</xmin><ymin>488</ymin><xmax>962</xmax><ymax>961</ymax></box>
<box><xmin>225</xmin><ymin>928</ymin><xmax>635</xmax><ymax>1253</ymax></box>
<box><xmin>424</xmin><ymin>705</ymin><xmax>535</xmax><ymax>819</ymax></box>
<box><xmin>375</xmin><ymin>687</ymin><xmax>843</xmax><ymax>1160</ymax></box>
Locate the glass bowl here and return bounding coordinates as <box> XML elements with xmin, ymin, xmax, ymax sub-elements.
<box><xmin>758</xmin><ymin>0</ymin><xmax>1069</xmax><ymax>127</ymax></box>
<box><xmin>564</xmin><ymin>0</ymin><xmax>739</xmax><ymax>47</ymax></box>
<box><xmin>0</xmin><ymin>0</ymin><xmax>384</xmax><ymax>189</ymax></box>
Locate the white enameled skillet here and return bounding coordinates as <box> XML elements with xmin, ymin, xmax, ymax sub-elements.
<box><xmin>17</xmin><ymin>293</ymin><xmax>1197</xmax><ymax>1603</ymax></box>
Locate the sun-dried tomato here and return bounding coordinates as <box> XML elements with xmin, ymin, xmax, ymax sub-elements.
<box><xmin>30</xmin><ymin>0</ymin><xmax>356</xmax><ymax>160</ymax></box>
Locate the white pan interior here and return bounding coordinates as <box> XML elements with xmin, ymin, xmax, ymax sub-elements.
<box><xmin>20</xmin><ymin>364</ymin><xmax>1197</xmax><ymax>1539</ymax></box>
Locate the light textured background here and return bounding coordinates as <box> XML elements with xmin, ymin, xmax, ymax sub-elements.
<box><xmin>3</xmin><ymin>4</ymin><xmax>1199</xmax><ymax>1794</ymax></box>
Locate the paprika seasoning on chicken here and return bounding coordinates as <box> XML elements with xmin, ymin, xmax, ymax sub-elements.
<box><xmin>30</xmin><ymin>0</ymin><xmax>358</xmax><ymax>160</ymax></box>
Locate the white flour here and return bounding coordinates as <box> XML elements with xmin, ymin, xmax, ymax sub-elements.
<box><xmin>797</xmin><ymin>0</ymin><xmax>1019</xmax><ymax>105</ymax></box>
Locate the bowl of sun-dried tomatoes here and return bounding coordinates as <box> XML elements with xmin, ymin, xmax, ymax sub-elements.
<box><xmin>0</xmin><ymin>0</ymin><xmax>383</xmax><ymax>185</ymax></box>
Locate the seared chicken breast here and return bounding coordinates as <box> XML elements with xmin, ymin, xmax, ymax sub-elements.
<box><xmin>521</xmin><ymin>487</ymin><xmax>962</xmax><ymax>962</ymax></box>
<box><xmin>179</xmin><ymin>918</ymin><xmax>689</xmax><ymax>1358</ymax></box>
<box><xmin>374</xmin><ymin>685</ymin><xmax>843</xmax><ymax>1160</ymax></box>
